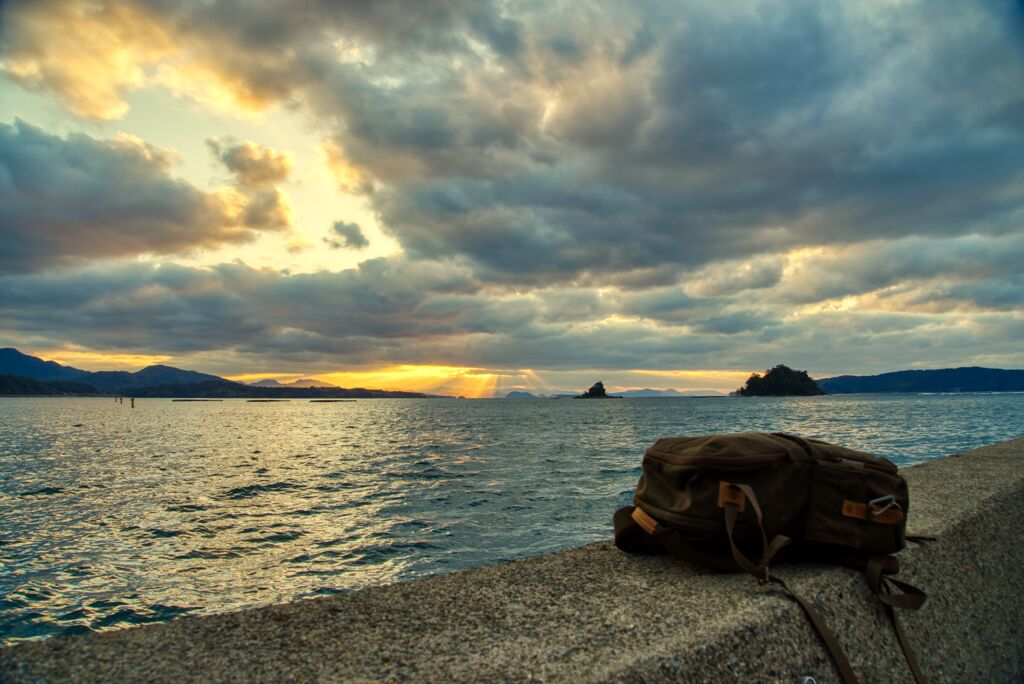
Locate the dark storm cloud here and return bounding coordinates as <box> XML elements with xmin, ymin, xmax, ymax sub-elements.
<box><xmin>0</xmin><ymin>0</ymin><xmax>523</xmax><ymax>117</ymax></box>
<box><xmin>324</xmin><ymin>221</ymin><xmax>370</xmax><ymax>250</ymax></box>
<box><xmin>310</xmin><ymin>0</ymin><xmax>1024</xmax><ymax>281</ymax></box>
<box><xmin>7</xmin><ymin>1</ymin><xmax>1021</xmax><ymax>281</ymax></box>
<box><xmin>0</xmin><ymin>257</ymin><xmax>481</xmax><ymax>356</ymax></box>
<box><xmin>2</xmin><ymin>252</ymin><xmax>1022</xmax><ymax>374</ymax></box>
<box><xmin>2</xmin><ymin>0</ymin><xmax>1024</xmax><ymax>375</ymax></box>
<box><xmin>0</xmin><ymin>120</ymin><xmax>290</xmax><ymax>273</ymax></box>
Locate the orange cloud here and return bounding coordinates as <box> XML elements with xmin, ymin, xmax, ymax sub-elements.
<box><xmin>1</xmin><ymin>1</ymin><xmax>174</xmax><ymax>120</ymax></box>
<box><xmin>1</xmin><ymin>0</ymin><xmax>292</xmax><ymax>120</ymax></box>
<box><xmin>319</xmin><ymin>138</ymin><xmax>370</xmax><ymax>192</ymax></box>
<box><xmin>229</xmin><ymin>365</ymin><xmax>502</xmax><ymax>398</ymax></box>
<box><xmin>38</xmin><ymin>348</ymin><xmax>172</xmax><ymax>371</ymax></box>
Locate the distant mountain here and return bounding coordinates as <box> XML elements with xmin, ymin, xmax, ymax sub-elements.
<box><xmin>130</xmin><ymin>380</ymin><xmax>435</xmax><ymax>399</ymax></box>
<box><xmin>505</xmin><ymin>390</ymin><xmax>537</xmax><ymax>398</ymax></box>
<box><xmin>250</xmin><ymin>378</ymin><xmax>337</xmax><ymax>388</ymax></box>
<box><xmin>619</xmin><ymin>388</ymin><xmax>680</xmax><ymax>397</ymax></box>
<box><xmin>0</xmin><ymin>348</ymin><xmax>443</xmax><ymax>398</ymax></box>
<box><xmin>817</xmin><ymin>367</ymin><xmax>1024</xmax><ymax>394</ymax></box>
<box><xmin>0</xmin><ymin>348</ymin><xmax>88</xmax><ymax>381</ymax></box>
<box><xmin>86</xmin><ymin>365</ymin><xmax>223</xmax><ymax>392</ymax></box>
<box><xmin>0</xmin><ymin>374</ymin><xmax>100</xmax><ymax>395</ymax></box>
<box><xmin>618</xmin><ymin>388</ymin><xmax>728</xmax><ymax>397</ymax></box>
<box><xmin>0</xmin><ymin>348</ymin><xmax>224</xmax><ymax>393</ymax></box>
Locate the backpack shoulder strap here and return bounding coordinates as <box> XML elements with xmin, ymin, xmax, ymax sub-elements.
<box><xmin>866</xmin><ymin>557</ymin><xmax>929</xmax><ymax>684</ymax></box>
<box><xmin>766</xmin><ymin>575</ymin><xmax>860</xmax><ymax>684</ymax></box>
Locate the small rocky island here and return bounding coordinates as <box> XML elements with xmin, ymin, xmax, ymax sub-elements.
<box><xmin>576</xmin><ymin>381</ymin><xmax>621</xmax><ymax>399</ymax></box>
<box><xmin>736</xmin><ymin>364</ymin><xmax>825</xmax><ymax>396</ymax></box>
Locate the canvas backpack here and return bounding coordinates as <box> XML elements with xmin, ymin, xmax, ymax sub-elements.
<box><xmin>613</xmin><ymin>432</ymin><xmax>931</xmax><ymax>684</ymax></box>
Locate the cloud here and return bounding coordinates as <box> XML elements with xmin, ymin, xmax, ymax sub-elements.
<box><xmin>324</xmin><ymin>221</ymin><xmax>369</xmax><ymax>250</ymax></box>
<box><xmin>297</xmin><ymin>0</ymin><xmax>1024</xmax><ymax>283</ymax></box>
<box><xmin>0</xmin><ymin>0</ymin><xmax>522</xmax><ymax>118</ymax></box>
<box><xmin>684</xmin><ymin>256</ymin><xmax>786</xmax><ymax>298</ymax></box>
<box><xmin>240</xmin><ymin>188</ymin><xmax>293</xmax><ymax>231</ymax></box>
<box><xmin>0</xmin><ymin>0</ymin><xmax>175</xmax><ymax>119</ymax></box>
<box><xmin>1</xmin><ymin>0</ymin><xmax>1024</xmax><ymax>378</ymax></box>
<box><xmin>0</xmin><ymin>120</ymin><xmax>291</xmax><ymax>273</ymax></box>
<box><xmin>204</xmin><ymin>137</ymin><xmax>294</xmax><ymax>232</ymax></box>
<box><xmin>2</xmin><ymin>250</ymin><xmax>1022</xmax><ymax>378</ymax></box>
<box><xmin>207</xmin><ymin>137</ymin><xmax>292</xmax><ymax>187</ymax></box>
<box><xmin>773</xmin><ymin>234</ymin><xmax>1024</xmax><ymax>308</ymax></box>
<box><xmin>6</xmin><ymin>1</ymin><xmax>1022</xmax><ymax>282</ymax></box>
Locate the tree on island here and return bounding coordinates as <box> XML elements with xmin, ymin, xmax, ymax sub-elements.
<box><xmin>736</xmin><ymin>364</ymin><xmax>826</xmax><ymax>396</ymax></box>
<box><xmin>577</xmin><ymin>381</ymin><xmax>619</xmax><ymax>398</ymax></box>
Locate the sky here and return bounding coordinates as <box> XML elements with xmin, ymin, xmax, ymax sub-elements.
<box><xmin>1</xmin><ymin>0</ymin><xmax>1022</xmax><ymax>397</ymax></box>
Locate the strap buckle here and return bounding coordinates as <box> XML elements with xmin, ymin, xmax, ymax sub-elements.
<box><xmin>868</xmin><ymin>494</ymin><xmax>900</xmax><ymax>518</ymax></box>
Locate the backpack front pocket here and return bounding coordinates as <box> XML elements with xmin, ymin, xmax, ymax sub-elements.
<box><xmin>804</xmin><ymin>462</ymin><xmax>906</xmax><ymax>553</ymax></box>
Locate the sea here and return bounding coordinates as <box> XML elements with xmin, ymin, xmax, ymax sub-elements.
<box><xmin>2</xmin><ymin>394</ymin><xmax>1022</xmax><ymax>645</ymax></box>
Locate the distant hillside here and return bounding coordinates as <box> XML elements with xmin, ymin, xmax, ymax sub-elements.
<box><xmin>0</xmin><ymin>348</ymin><xmax>88</xmax><ymax>381</ymax></box>
<box><xmin>130</xmin><ymin>380</ymin><xmax>436</xmax><ymax>399</ymax></box>
<box><xmin>505</xmin><ymin>390</ymin><xmax>537</xmax><ymax>398</ymax></box>
<box><xmin>0</xmin><ymin>348</ymin><xmax>225</xmax><ymax>393</ymax></box>
<box><xmin>86</xmin><ymin>365</ymin><xmax>223</xmax><ymax>392</ymax></box>
<box><xmin>251</xmin><ymin>378</ymin><xmax>337</xmax><ymax>388</ymax></box>
<box><xmin>0</xmin><ymin>348</ymin><xmax>442</xmax><ymax>398</ymax></box>
<box><xmin>618</xmin><ymin>388</ymin><xmax>728</xmax><ymax>397</ymax></box>
<box><xmin>0</xmin><ymin>374</ymin><xmax>100</xmax><ymax>395</ymax></box>
<box><xmin>817</xmin><ymin>367</ymin><xmax>1024</xmax><ymax>394</ymax></box>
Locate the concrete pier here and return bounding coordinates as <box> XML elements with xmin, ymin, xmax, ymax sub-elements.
<box><xmin>2</xmin><ymin>438</ymin><xmax>1023</xmax><ymax>682</ymax></box>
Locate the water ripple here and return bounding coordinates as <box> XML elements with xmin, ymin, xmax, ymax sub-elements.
<box><xmin>1</xmin><ymin>394</ymin><xmax>1022</xmax><ymax>644</ymax></box>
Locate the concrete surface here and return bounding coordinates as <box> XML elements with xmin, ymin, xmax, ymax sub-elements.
<box><xmin>2</xmin><ymin>437</ymin><xmax>1023</xmax><ymax>683</ymax></box>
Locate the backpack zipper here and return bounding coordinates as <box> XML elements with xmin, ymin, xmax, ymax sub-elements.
<box><xmin>821</xmin><ymin>456</ymin><xmax>897</xmax><ymax>474</ymax></box>
<box><xmin>644</xmin><ymin>450</ymin><xmax>789</xmax><ymax>467</ymax></box>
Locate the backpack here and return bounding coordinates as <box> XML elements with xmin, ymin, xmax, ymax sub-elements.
<box><xmin>613</xmin><ymin>432</ymin><xmax>931</xmax><ymax>684</ymax></box>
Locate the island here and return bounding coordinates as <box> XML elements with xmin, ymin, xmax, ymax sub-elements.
<box><xmin>575</xmin><ymin>381</ymin><xmax>621</xmax><ymax>399</ymax></box>
<box><xmin>736</xmin><ymin>364</ymin><xmax>825</xmax><ymax>396</ymax></box>
<box><xmin>817</xmin><ymin>366</ymin><xmax>1024</xmax><ymax>393</ymax></box>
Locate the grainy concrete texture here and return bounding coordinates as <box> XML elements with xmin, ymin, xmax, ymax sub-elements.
<box><xmin>2</xmin><ymin>438</ymin><xmax>1023</xmax><ymax>683</ymax></box>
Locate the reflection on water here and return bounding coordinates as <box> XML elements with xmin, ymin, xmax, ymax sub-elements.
<box><xmin>1</xmin><ymin>394</ymin><xmax>1021</xmax><ymax>643</ymax></box>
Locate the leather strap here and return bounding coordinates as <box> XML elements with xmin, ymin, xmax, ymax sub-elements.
<box><xmin>631</xmin><ymin>506</ymin><xmax>658</xmax><ymax>534</ymax></box>
<box><xmin>842</xmin><ymin>500</ymin><xmax>903</xmax><ymax>524</ymax></box>
<box><xmin>768</xmin><ymin>576</ymin><xmax>860</xmax><ymax>684</ymax></box>
<box><xmin>623</xmin><ymin>496</ymin><xmax>928</xmax><ymax>684</ymax></box>
<box><xmin>722</xmin><ymin>483</ymin><xmax>790</xmax><ymax>582</ymax></box>
<box><xmin>866</xmin><ymin>557</ymin><xmax>928</xmax><ymax>683</ymax></box>
<box><xmin>724</xmin><ymin>484</ymin><xmax>857</xmax><ymax>684</ymax></box>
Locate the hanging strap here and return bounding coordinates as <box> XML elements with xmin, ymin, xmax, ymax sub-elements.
<box><xmin>721</xmin><ymin>483</ymin><xmax>791</xmax><ymax>578</ymax></box>
<box><xmin>766</xmin><ymin>575</ymin><xmax>860</xmax><ymax>684</ymax></box>
<box><xmin>722</xmin><ymin>484</ymin><xmax>859</xmax><ymax>684</ymax></box>
<box><xmin>866</xmin><ymin>557</ymin><xmax>928</xmax><ymax>684</ymax></box>
<box><xmin>625</xmin><ymin>491</ymin><xmax>929</xmax><ymax>684</ymax></box>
